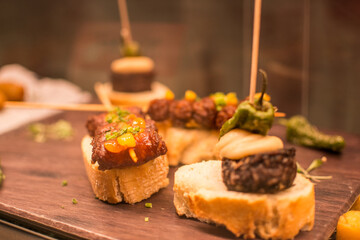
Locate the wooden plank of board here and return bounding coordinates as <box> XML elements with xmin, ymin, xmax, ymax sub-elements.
<box><xmin>0</xmin><ymin>111</ymin><xmax>359</xmax><ymax>240</ymax></box>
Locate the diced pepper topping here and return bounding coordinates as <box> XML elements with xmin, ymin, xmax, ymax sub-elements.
<box><xmin>210</xmin><ymin>92</ymin><xmax>239</xmax><ymax>111</ymax></box>
<box><xmin>165</xmin><ymin>90</ymin><xmax>175</xmax><ymax>100</ymax></box>
<box><xmin>226</xmin><ymin>92</ymin><xmax>238</xmax><ymax>105</ymax></box>
<box><xmin>185</xmin><ymin>90</ymin><xmax>197</xmax><ymax>102</ymax></box>
<box><xmin>129</xmin><ymin>148</ymin><xmax>138</xmax><ymax>163</ymax></box>
<box><xmin>132</xmin><ymin>117</ymin><xmax>146</xmax><ymax>129</ymax></box>
<box><xmin>117</xmin><ymin>133</ymin><xmax>136</xmax><ymax>148</ymax></box>
<box><xmin>104</xmin><ymin>139</ymin><xmax>124</xmax><ymax>153</ymax></box>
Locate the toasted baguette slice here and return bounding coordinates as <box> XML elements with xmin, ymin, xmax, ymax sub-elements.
<box><xmin>174</xmin><ymin>160</ymin><xmax>315</xmax><ymax>239</ymax></box>
<box><xmin>157</xmin><ymin>125</ymin><xmax>218</xmax><ymax>166</ymax></box>
<box><xmin>82</xmin><ymin>135</ymin><xmax>169</xmax><ymax>204</ymax></box>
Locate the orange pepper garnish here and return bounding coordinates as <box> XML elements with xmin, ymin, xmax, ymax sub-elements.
<box><xmin>185</xmin><ymin>90</ymin><xmax>197</xmax><ymax>102</ymax></box>
<box><xmin>104</xmin><ymin>139</ymin><xmax>124</xmax><ymax>153</ymax></box>
<box><xmin>165</xmin><ymin>90</ymin><xmax>175</xmax><ymax>100</ymax></box>
<box><xmin>132</xmin><ymin>117</ymin><xmax>146</xmax><ymax>129</ymax></box>
<box><xmin>117</xmin><ymin>133</ymin><xmax>136</xmax><ymax>148</ymax></box>
<box><xmin>129</xmin><ymin>148</ymin><xmax>138</xmax><ymax>163</ymax></box>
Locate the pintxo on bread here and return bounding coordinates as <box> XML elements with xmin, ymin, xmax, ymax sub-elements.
<box><xmin>147</xmin><ymin>91</ymin><xmax>239</xmax><ymax>166</ymax></box>
<box><xmin>173</xmin><ymin>82</ymin><xmax>315</xmax><ymax>239</ymax></box>
<box><xmin>82</xmin><ymin>106</ymin><xmax>169</xmax><ymax>204</ymax></box>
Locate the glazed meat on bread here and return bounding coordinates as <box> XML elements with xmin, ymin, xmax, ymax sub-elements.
<box><xmin>91</xmin><ymin>119</ymin><xmax>167</xmax><ymax>170</ymax></box>
<box><xmin>82</xmin><ymin>106</ymin><xmax>169</xmax><ymax>204</ymax></box>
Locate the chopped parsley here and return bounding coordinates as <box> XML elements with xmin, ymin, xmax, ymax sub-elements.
<box><xmin>61</xmin><ymin>180</ymin><xmax>68</xmax><ymax>187</ymax></box>
<box><xmin>105</xmin><ymin>126</ymin><xmax>141</xmax><ymax>140</ymax></box>
<box><xmin>72</xmin><ymin>198</ymin><xmax>78</xmax><ymax>204</ymax></box>
<box><xmin>211</xmin><ymin>92</ymin><xmax>228</xmax><ymax>111</ymax></box>
<box><xmin>105</xmin><ymin>107</ymin><xmax>130</xmax><ymax>123</ymax></box>
<box><xmin>210</xmin><ymin>92</ymin><xmax>238</xmax><ymax>111</ymax></box>
<box><xmin>28</xmin><ymin>120</ymin><xmax>73</xmax><ymax>143</ymax></box>
<box><xmin>145</xmin><ymin>203</ymin><xmax>152</xmax><ymax>208</ymax></box>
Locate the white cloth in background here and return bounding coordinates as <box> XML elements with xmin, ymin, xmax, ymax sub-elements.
<box><xmin>0</xmin><ymin>64</ymin><xmax>91</xmax><ymax>134</ymax></box>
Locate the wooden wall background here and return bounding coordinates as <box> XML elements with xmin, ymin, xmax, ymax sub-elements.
<box><xmin>0</xmin><ymin>0</ymin><xmax>359</xmax><ymax>134</ymax></box>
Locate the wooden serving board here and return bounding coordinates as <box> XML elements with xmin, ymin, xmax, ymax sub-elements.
<box><xmin>0</xmin><ymin>111</ymin><xmax>359</xmax><ymax>240</ymax></box>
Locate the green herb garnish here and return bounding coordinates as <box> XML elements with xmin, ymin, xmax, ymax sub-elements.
<box><xmin>72</xmin><ymin>198</ymin><xmax>78</xmax><ymax>204</ymax></box>
<box><xmin>62</xmin><ymin>180</ymin><xmax>68</xmax><ymax>187</ymax></box>
<box><xmin>297</xmin><ymin>157</ymin><xmax>332</xmax><ymax>182</ymax></box>
<box><xmin>105</xmin><ymin>126</ymin><xmax>141</xmax><ymax>140</ymax></box>
<box><xmin>106</xmin><ymin>107</ymin><xmax>130</xmax><ymax>123</ymax></box>
<box><xmin>145</xmin><ymin>203</ymin><xmax>152</xmax><ymax>208</ymax></box>
<box><xmin>29</xmin><ymin>120</ymin><xmax>73</xmax><ymax>143</ymax></box>
<box><xmin>210</xmin><ymin>92</ymin><xmax>238</xmax><ymax>111</ymax></box>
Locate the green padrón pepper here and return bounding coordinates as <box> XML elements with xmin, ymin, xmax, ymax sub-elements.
<box><xmin>219</xmin><ymin>70</ymin><xmax>274</xmax><ymax>137</ymax></box>
<box><xmin>286</xmin><ymin>115</ymin><xmax>345</xmax><ymax>152</ymax></box>
<box><xmin>220</xmin><ymin>100</ymin><xmax>274</xmax><ymax>138</ymax></box>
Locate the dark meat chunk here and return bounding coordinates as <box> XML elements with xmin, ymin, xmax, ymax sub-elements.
<box><xmin>215</xmin><ymin>105</ymin><xmax>237</xmax><ymax>129</ymax></box>
<box><xmin>193</xmin><ymin>97</ymin><xmax>217</xmax><ymax>129</ymax></box>
<box><xmin>169</xmin><ymin>100</ymin><xmax>193</xmax><ymax>127</ymax></box>
<box><xmin>222</xmin><ymin>148</ymin><xmax>297</xmax><ymax>193</ymax></box>
<box><xmin>147</xmin><ymin>99</ymin><xmax>171</xmax><ymax>121</ymax></box>
<box><xmin>86</xmin><ymin>113</ymin><xmax>107</xmax><ymax>137</ymax></box>
<box><xmin>85</xmin><ymin>106</ymin><xmax>145</xmax><ymax>137</ymax></box>
<box><xmin>91</xmin><ymin>120</ymin><xmax>167</xmax><ymax>170</ymax></box>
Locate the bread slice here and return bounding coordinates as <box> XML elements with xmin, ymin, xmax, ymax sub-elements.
<box><xmin>158</xmin><ymin>126</ymin><xmax>219</xmax><ymax>166</ymax></box>
<box><xmin>81</xmin><ymin>135</ymin><xmax>169</xmax><ymax>204</ymax></box>
<box><xmin>174</xmin><ymin>160</ymin><xmax>315</xmax><ymax>239</ymax></box>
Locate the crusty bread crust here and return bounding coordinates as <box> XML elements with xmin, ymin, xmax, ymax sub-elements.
<box><xmin>82</xmin><ymin>135</ymin><xmax>169</xmax><ymax>204</ymax></box>
<box><xmin>156</xmin><ymin>124</ymin><xmax>219</xmax><ymax>166</ymax></box>
<box><xmin>174</xmin><ymin>161</ymin><xmax>315</xmax><ymax>239</ymax></box>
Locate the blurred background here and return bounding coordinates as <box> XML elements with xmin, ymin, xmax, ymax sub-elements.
<box><xmin>0</xmin><ymin>0</ymin><xmax>359</xmax><ymax>134</ymax></box>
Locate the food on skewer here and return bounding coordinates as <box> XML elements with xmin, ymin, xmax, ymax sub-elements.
<box><xmin>104</xmin><ymin>0</ymin><xmax>168</xmax><ymax>107</ymax></box>
<box><xmin>173</xmin><ymin>78</ymin><xmax>315</xmax><ymax>239</ymax></box>
<box><xmin>174</xmin><ymin>160</ymin><xmax>314</xmax><ymax>239</ymax></box>
<box><xmin>147</xmin><ymin>91</ymin><xmax>238</xmax><ymax>166</ymax></box>
<box><xmin>82</xmin><ymin>106</ymin><xmax>169</xmax><ymax>204</ymax></box>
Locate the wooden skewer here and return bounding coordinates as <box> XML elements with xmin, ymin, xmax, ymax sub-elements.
<box><xmin>3</xmin><ymin>101</ymin><xmax>286</xmax><ymax>117</ymax></box>
<box><xmin>249</xmin><ymin>0</ymin><xmax>262</xmax><ymax>103</ymax></box>
<box><xmin>4</xmin><ymin>101</ymin><xmax>108</xmax><ymax>112</ymax></box>
<box><xmin>118</xmin><ymin>0</ymin><xmax>132</xmax><ymax>44</ymax></box>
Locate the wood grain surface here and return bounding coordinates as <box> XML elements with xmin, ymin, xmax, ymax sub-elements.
<box><xmin>0</xmin><ymin>111</ymin><xmax>359</xmax><ymax>240</ymax></box>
